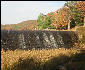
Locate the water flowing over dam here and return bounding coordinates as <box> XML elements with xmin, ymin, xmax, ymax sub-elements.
<box><xmin>1</xmin><ymin>30</ymin><xmax>78</xmax><ymax>50</ymax></box>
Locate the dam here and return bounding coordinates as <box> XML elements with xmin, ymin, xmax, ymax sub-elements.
<box><xmin>1</xmin><ymin>30</ymin><xmax>79</xmax><ymax>50</ymax></box>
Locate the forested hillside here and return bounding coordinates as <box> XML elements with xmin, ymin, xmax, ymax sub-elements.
<box><xmin>1</xmin><ymin>20</ymin><xmax>38</xmax><ymax>30</ymax></box>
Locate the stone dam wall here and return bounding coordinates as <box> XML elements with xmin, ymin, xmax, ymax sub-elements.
<box><xmin>1</xmin><ymin>30</ymin><xmax>79</xmax><ymax>50</ymax></box>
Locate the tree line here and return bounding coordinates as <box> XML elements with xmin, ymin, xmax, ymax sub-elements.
<box><xmin>37</xmin><ymin>1</ymin><xmax>85</xmax><ymax>30</ymax></box>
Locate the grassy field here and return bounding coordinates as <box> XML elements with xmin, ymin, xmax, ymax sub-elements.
<box><xmin>1</xmin><ymin>26</ymin><xmax>85</xmax><ymax>70</ymax></box>
<box><xmin>1</xmin><ymin>48</ymin><xmax>85</xmax><ymax>70</ymax></box>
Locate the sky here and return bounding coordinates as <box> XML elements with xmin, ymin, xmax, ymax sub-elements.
<box><xmin>1</xmin><ymin>1</ymin><xmax>65</xmax><ymax>25</ymax></box>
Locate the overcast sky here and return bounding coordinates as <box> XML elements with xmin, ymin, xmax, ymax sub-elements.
<box><xmin>1</xmin><ymin>1</ymin><xmax>65</xmax><ymax>25</ymax></box>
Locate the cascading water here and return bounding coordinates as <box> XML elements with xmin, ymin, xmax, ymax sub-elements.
<box><xmin>43</xmin><ymin>32</ymin><xmax>51</xmax><ymax>47</ymax></box>
<box><xmin>56</xmin><ymin>32</ymin><xmax>65</xmax><ymax>48</ymax></box>
<box><xmin>18</xmin><ymin>33</ymin><xmax>26</xmax><ymax>49</ymax></box>
<box><xmin>1</xmin><ymin>30</ymin><xmax>79</xmax><ymax>50</ymax></box>
<box><xmin>49</xmin><ymin>32</ymin><xmax>58</xmax><ymax>48</ymax></box>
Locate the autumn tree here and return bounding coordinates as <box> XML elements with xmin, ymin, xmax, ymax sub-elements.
<box><xmin>37</xmin><ymin>1</ymin><xmax>85</xmax><ymax>30</ymax></box>
<box><xmin>50</xmin><ymin>1</ymin><xmax>85</xmax><ymax>30</ymax></box>
<box><xmin>76</xmin><ymin>1</ymin><xmax>85</xmax><ymax>26</ymax></box>
<box><xmin>47</xmin><ymin>7</ymin><xmax>69</xmax><ymax>30</ymax></box>
<box><xmin>64</xmin><ymin>1</ymin><xmax>85</xmax><ymax>29</ymax></box>
<box><xmin>54</xmin><ymin>7</ymin><xmax>69</xmax><ymax>30</ymax></box>
<box><xmin>64</xmin><ymin>1</ymin><xmax>81</xmax><ymax>30</ymax></box>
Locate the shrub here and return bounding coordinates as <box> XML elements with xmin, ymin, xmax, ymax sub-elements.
<box><xmin>76</xmin><ymin>26</ymin><xmax>85</xmax><ymax>46</ymax></box>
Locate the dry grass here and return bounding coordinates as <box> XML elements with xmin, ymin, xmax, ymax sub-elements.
<box><xmin>1</xmin><ymin>48</ymin><xmax>84</xmax><ymax>70</ymax></box>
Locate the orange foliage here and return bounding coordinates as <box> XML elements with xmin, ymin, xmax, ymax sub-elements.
<box><xmin>76</xmin><ymin>1</ymin><xmax>85</xmax><ymax>16</ymax></box>
<box><xmin>48</xmin><ymin>1</ymin><xmax>85</xmax><ymax>28</ymax></box>
<box><xmin>48</xmin><ymin>7</ymin><xmax>69</xmax><ymax>28</ymax></box>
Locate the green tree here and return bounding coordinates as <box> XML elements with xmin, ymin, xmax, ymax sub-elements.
<box><xmin>37</xmin><ymin>13</ymin><xmax>44</xmax><ymax>29</ymax></box>
<box><xmin>37</xmin><ymin>13</ymin><xmax>55</xmax><ymax>30</ymax></box>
